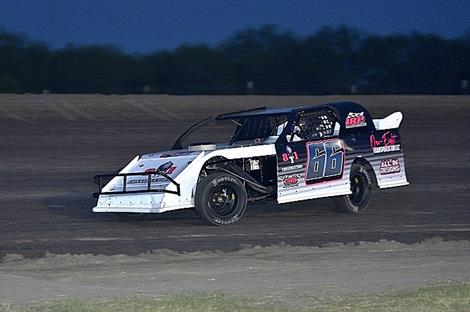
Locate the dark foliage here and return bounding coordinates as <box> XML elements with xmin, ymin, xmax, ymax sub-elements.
<box><xmin>0</xmin><ymin>25</ymin><xmax>469</xmax><ymax>94</ymax></box>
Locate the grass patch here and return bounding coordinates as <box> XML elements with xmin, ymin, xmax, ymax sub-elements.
<box><xmin>322</xmin><ymin>282</ymin><xmax>470</xmax><ymax>312</ymax></box>
<box><xmin>4</xmin><ymin>283</ymin><xmax>470</xmax><ymax>312</ymax></box>
<box><xmin>6</xmin><ymin>294</ymin><xmax>282</xmax><ymax>312</ymax></box>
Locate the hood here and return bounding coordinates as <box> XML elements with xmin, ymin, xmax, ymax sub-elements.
<box><xmin>134</xmin><ymin>149</ymin><xmax>203</xmax><ymax>179</ymax></box>
<box><xmin>102</xmin><ymin>149</ymin><xmax>203</xmax><ymax>193</ymax></box>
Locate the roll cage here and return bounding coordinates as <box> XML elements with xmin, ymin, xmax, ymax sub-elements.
<box><xmin>171</xmin><ymin>102</ymin><xmax>370</xmax><ymax>150</ymax></box>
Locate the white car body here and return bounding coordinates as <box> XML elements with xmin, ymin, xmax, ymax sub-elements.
<box><xmin>93</xmin><ymin>102</ymin><xmax>409</xmax><ymax>216</ymax></box>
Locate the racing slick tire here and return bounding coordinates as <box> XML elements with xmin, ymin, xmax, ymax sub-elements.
<box><xmin>332</xmin><ymin>163</ymin><xmax>373</xmax><ymax>214</ymax></box>
<box><xmin>195</xmin><ymin>172</ymin><xmax>248</xmax><ymax>225</ymax></box>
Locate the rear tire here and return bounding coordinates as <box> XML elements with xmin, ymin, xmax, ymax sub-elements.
<box><xmin>195</xmin><ymin>172</ymin><xmax>247</xmax><ymax>225</ymax></box>
<box><xmin>333</xmin><ymin>163</ymin><xmax>373</xmax><ymax>214</ymax></box>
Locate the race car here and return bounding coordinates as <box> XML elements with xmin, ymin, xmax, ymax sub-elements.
<box><xmin>93</xmin><ymin>102</ymin><xmax>408</xmax><ymax>225</ymax></box>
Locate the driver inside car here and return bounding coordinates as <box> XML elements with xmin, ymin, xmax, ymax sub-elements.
<box><xmin>287</xmin><ymin>121</ymin><xmax>304</xmax><ymax>142</ymax></box>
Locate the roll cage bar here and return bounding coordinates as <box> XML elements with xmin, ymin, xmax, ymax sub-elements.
<box><xmin>171</xmin><ymin>102</ymin><xmax>368</xmax><ymax>149</ymax></box>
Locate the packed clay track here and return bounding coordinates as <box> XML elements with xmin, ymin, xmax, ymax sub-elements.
<box><xmin>1</xmin><ymin>95</ymin><xmax>469</xmax><ymax>259</ymax></box>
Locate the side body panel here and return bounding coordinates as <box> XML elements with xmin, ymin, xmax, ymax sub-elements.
<box><xmin>276</xmin><ymin>138</ymin><xmax>351</xmax><ymax>204</ymax></box>
<box><xmin>276</xmin><ymin>102</ymin><xmax>408</xmax><ymax>205</ymax></box>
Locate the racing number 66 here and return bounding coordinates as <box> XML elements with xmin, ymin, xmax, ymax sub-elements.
<box><xmin>306</xmin><ymin>140</ymin><xmax>344</xmax><ymax>183</ymax></box>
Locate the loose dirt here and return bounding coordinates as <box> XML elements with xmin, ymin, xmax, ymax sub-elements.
<box><xmin>1</xmin><ymin>238</ymin><xmax>469</xmax><ymax>306</ymax></box>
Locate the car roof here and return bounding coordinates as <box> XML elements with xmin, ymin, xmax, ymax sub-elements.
<box><xmin>216</xmin><ymin>102</ymin><xmax>366</xmax><ymax>120</ymax></box>
<box><xmin>216</xmin><ymin>106</ymin><xmax>297</xmax><ymax>119</ymax></box>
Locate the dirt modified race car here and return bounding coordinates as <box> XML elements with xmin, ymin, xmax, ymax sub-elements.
<box><xmin>93</xmin><ymin>102</ymin><xmax>408</xmax><ymax>225</ymax></box>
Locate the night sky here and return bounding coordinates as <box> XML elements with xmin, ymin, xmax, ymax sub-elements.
<box><xmin>0</xmin><ymin>0</ymin><xmax>469</xmax><ymax>53</ymax></box>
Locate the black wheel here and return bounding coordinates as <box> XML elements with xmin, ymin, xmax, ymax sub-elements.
<box><xmin>195</xmin><ymin>172</ymin><xmax>247</xmax><ymax>225</ymax></box>
<box><xmin>333</xmin><ymin>163</ymin><xmax>373</xmax><ymax>213</ymax></box>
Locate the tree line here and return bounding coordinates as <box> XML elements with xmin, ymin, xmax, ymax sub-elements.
<box><xmin>0</xmin><ymin>25</ymin><xmax>469</xmax><ymax>94</ymax></box>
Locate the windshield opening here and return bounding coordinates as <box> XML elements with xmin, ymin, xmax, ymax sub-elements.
<box><xmin>176</xmin><ymin>118</ymin><xmax>237</xmax><ymax>149</ymax></box>
<box><xmin>174</xmin><ymin>114</ymin><xmax>290</xmax><ymax>149</ymax></box>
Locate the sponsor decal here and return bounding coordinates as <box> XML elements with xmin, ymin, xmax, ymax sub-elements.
<box><xmin>249</xmin><ymin>159</ymin><xmax>260</xmax><ymax>170</ymax></box>
<box><xmin>157</xmin><ymin>161</ymin><xmax>176</xmax><ymax>174</ymax></box>
<box><xmin>370</xmin><ymin>131</ymin><xmax>400</xmax><ymax>153</ymax></box>
<box><xmin>281</xmin><ymin>146</ymin><xmax>299</xmax><ymax>163</ymax></box>
<box><xmin>281</xmin><ymin>174</ymin><xmax>301</xmax><ymax>188</ymax></box>
<box><xmin>143</xmin><ymin>161</ymin><xmax>177</xmax><ymax>175</ymax></box>
<box><xmin>281</xmin><ymin>164</ymin><xmax>303</xmax><ymax>172</ymax></box>
<box><xmin>380</xmin><ymin>158</ymin><xmax>401</xmax><ymax>174</ymax></box>
<box><xmin>128</xmin><ymin>177</ymin><xmax>168</xmax><ymax>184</ymax></box>
<box><xmin>345</xmin><ymin>112</ymin><xmax>367</xmax><ymax>128</ymax></box>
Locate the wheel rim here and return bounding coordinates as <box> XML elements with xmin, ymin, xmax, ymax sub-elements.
<box><xmin>208</xmin><ymin>184</ymin><xmax>238</xmax><ymax>217</ymax></box>
<box><xmin>349</xmin><ymin>172</ymin><xmax>367</xmax><ymax>206</ymax></box>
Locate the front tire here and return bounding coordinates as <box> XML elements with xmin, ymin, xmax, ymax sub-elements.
<box><xmin>333</xmin><ymin>163</ymin><xmax>373</xmax><ymax>213</ymax></box>
<box><xmin>195</xmin><ymin>172</ymin><xmax>247</xmax><ymax>225</ymax></box>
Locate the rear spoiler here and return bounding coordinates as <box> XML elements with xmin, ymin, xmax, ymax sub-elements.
<box><xmin>93</xmin><ymin>172</ymin><xmax>180</xmax><ymax>198</ymax></box>
<box><xmin>373</xmin><ymin>112</ymin><xmax>403</xmax><ymax>130</ymax></box>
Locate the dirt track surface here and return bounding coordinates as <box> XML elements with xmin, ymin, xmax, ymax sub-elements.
<box><xmin>2</xmin><ymin>239</ymin><xmax>470</xmax><ymax>306</ymax></box>
<box><xmin>1</xmin><ymin>95</ymin><xmax>470</xmax><ymax>258</ymax></box>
